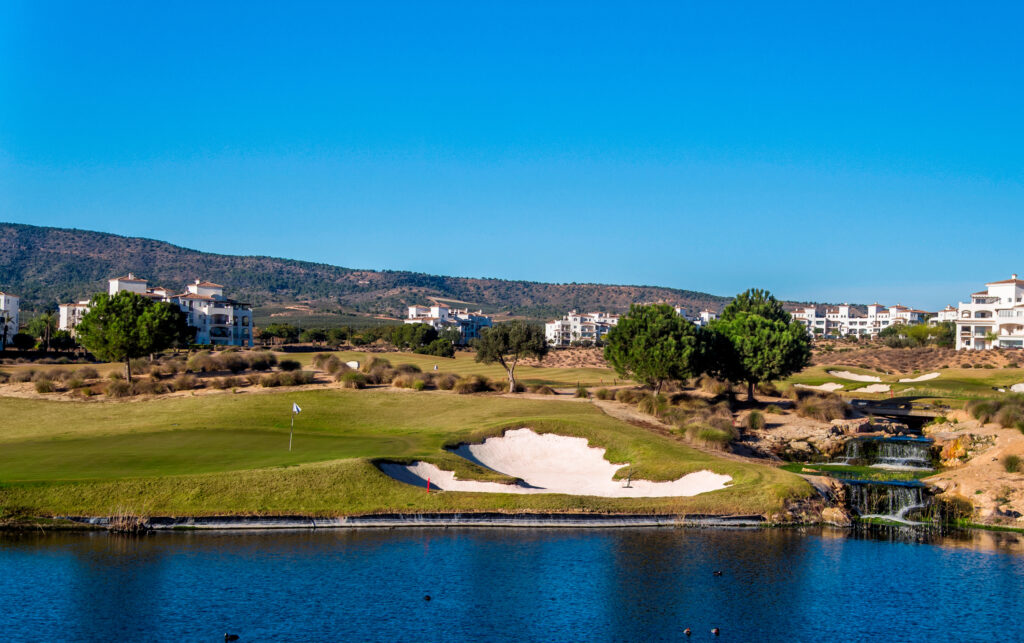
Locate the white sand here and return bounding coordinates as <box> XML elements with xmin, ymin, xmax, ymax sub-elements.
<box><xmin>854</xmin><ymin>384</ymin><xmax>891</xmax><ymax>393</ymax></box>
<box><xmin>345</xmin><ymin>361</ymin><xmax>360</xmax><ymax>369</ymax></box>
<box><xmin>827</xmin><ymin>370</ymin><xmax>881</xmax><ymax>383</ymax></box>
<box><xmin>795</xmin><ymin>382</ymin><xmax>845</xmax><ymax>392</ymax></box>
<box><xmin>1011</xmin><ymin>383</ymin><xmax>1024</xmax><ymax>393</ymax></box>
<box><xmin>380</xmin><ymin>428</ymin><xmax>732</xmax><ymax>498</ymax></box>
<box><xmin>898</xmin><ymin>373</ymin><xmax>940</xmax><ymax>383</ymax></box>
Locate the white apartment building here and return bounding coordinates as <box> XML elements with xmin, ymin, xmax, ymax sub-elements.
<box><xmin>59</xmin><ymin>274</ymin><xmax>254</xmax><ymax>347</ymax></box>
<box><xmin>955</xmin><ymin>274</ymin><xmax>1024</xmax><ymax>350</ymax></box>
<box><xmin>545</xmin><ymin>311</ymin><xmax>619</xmax><ymax>347</ymax></box>
<box><xmin>930</xmin><ymin>305</ymin><xmax>958</xmax><ymax>326</ymax></box>
<box><xmin>405</xmin><ymin>304</ymin><xmax>492</xmax><ymax>344</ymax></box>
<box><xmin>793</xmin><ymin>303</ymin><xmax>928</xmax><ymax>338</ymax></box>
<box><xmin>0</xmin><ymin>291</ymin><xmax>19</xmax><ymax>348</ymax></box>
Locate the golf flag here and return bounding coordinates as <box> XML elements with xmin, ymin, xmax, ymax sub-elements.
<box><xmin>293</xmin><ymin>403</ymin><xmax>302</xmax><ymax>414</ymax></box>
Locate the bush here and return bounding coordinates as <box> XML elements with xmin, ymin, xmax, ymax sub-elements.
<box><xmin>221</xmin><ymin>353</ymin><xmax>249</xmax><ymax>374</ymax></box>
<box><xmin>755</xmin><ymin>381</ymin><xmax>780</xmax><ymax>397</ymax></box>
<box><xmin>574</xmin><ymin>384</ymin><xmax>589</xmax><ymax>399</ymax></box>
<box><xmin>106</xmin><ymin>380</ymin><xmax>132</xmax><ymax>398</ymax></box>
<box><xmin>247</xmin><ymin>352</ymin><xmax>277</xmax><ymax>371</ymax></box>
<box><xmin>171</xmin><ymin>374</ymin><xmax>199</xmax><ymax>392</ymax></box>
<box><xmin>291</xmin><ymin>371</ymin><xmax>316</xmax><ymax>385</ymax></box>
<box><xmin>392</xmin><ymin>374</ymin><xmax>415</xmax><ymax>388</ymax></box>
<box><xmin>637</xmin><ymin>394</ymin><xmax>668</xmax><ymax>417</ymax></box>
<box><xmin>394</xmin><ymin>363</ymin><xmax>422</xmax><ymax>374</ymax></box>
<box><xmin>131</xmin><ymin>379</ymin><xmax>166</xmax><ymax>395</ymax></box>
<box><xmin>453</xmin><ymin>377</ymin><xmax>488</xmax><ymax>394</ymax></box>
<box><xmin>795</xmin><ymin>393</ymin><xmax>848</xmax><ymax>422</ymax></box>
<box><xmin>699</xmin><ymin>375</ymin><xmax>731</xmax><ymax>396</ymax></box>
<box><xmin>260</xmin><ymin>373</ymin><xmax>283</xmax><ymax>388</ymax></box>
<box><xmin>615</xmin><ymin>389</ymin><xmax>644</xmax><ymax>404</ymax></box>
<box><xmin>744</xmin><ymin>410</ymin><xmax>766</xmax><ymax>431</ymax></box>
<box><xmin>1003</xmin><ymin>454</ymin><xmax>1022</xmax><ymax>473</ymax></box>
<box><xmin>187</xmin><ymin>353</ymin><xmax>220</xmax><ymax>373</ymax></box>
<box><xmin>0</xmin><ymin>371</ymin><xmax>8</xmax><ymax>384</ymax></box>
<box><xmin>594</xmin><ymin>388</ymin><xmax>612</xmax><ymax>400</ymax></box>
<box><xmin>695</xmin><ymin>427</ymin><xmax>734</xmax><ymax>448</ymax></box>
<box><xmin>415</xmin><ymin>338</ymin><xmax>456</xmax><ymax>358</ymax></box>
<box><xmin>11</xmin><ymin>370</ymin><xmax>35</xmax><ymax>383</ymax></box>
<box><xmin>76</xmin><ymin>366</ymin><xmax>100</xmax><ymax>380</ymax></box>
<box><xmin>278</xmin><ymin>359</ymin><xmax>301</xmax><ymax>372</ymax></box>
<box><xmin>529</xmin><ymin>384</ymin><xmax>556</xmax><ymax>395</ymax></box>
<box><xmin>412</xmin><ymin>379</ymin><xmax>427</xmax><ymax>391</ymax></box>
<box><xmin>34</xmin><ymin>379</ymin><xmax>56</xmax><ymax>394</ymax></box>
<box><xmin>967</xmin><ymin>399</ymin><xmax>1001</xmax><ymax>425</ymax></box>
<box><xmin>764</xmin><ymin>404</ymin><xmax>783</xmax><ymax>414</ymax></box>
<box><xmin>435</xmin><ymin>373</ymin><xmax>458</xmax><ymax>390</ymax></box>
<box><xmin>338</xmin><ymin>371</ymin><xmax>368</xmax><ymax>389</ymax></box>
<box><xmin>323</xmin><ymin>355</ymin><xmax>343</xmax><ymax>374</ymax></box>
<box><xmin>361</xmin><ymin>357</ymin><xmax>392</xmax><ymax>373</ymax></box>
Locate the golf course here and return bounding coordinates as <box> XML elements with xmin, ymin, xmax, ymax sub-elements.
<box><xmin>0</xmin><ymin>385</ymin><xmax>811</xmax><ymax>520</ymax></box>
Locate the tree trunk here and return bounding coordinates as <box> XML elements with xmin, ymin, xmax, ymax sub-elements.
<box><xmin>125</xmin><ymin>359</ymin><xmax>133</xmax><ymax>383</ymax></box>
<box><xmin>507</xmin><ymin>369</ymin><xmax>516</xmax><ymax>393</ymax></box>
<box><xmin>747</xmin><ymin>380</ymin><xmax>755</xmax><ymax>402</ymax></box>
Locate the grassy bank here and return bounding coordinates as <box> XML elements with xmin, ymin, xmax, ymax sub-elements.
<box><xmin>0</xmin><ymin>389</ymin><xmax>810</xmax><ymax>518</ymax></box>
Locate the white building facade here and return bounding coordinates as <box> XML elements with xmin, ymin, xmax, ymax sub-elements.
<box><xmin>0</xmin><ymin>292</ymin><xmax>19</xmax><ymax>347</ymax></box>
<box><xmin>59</xmin><ymin>274</ymin><xmax>254</xmax><ymax>347</ymax></box>
<box><xmin>793</xmin><ymin>303</ymin><xmax>929</xmax><ymax>338</ymax></box>
<box><xmin>545</xmin><ymin>311</ymin><xmax>619</xmax><ymax>347</ymax></box>
<box><xmin>955</xmin><ymin>274</ymin><xmax>1024</xmax><ymax>350</ymax></box>
<box><xmin>405</xmin><ymin>305</ymin><xmax>492</xmax><ymax>344</ymax></box>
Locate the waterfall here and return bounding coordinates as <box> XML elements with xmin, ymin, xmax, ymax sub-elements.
<box><xmin>846</xmin><ymin>481</ymin><xmax>930</xmax><ymax>523</ymax></box>
<box><xmin>874</xmin><ymin>440</ymin><xmax>931</xmax><ymax>469</ymax></box>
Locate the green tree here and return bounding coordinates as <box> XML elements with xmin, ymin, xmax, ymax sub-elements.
<box><xmin>299</xmin><ymin>328</ymin><xmax>328</xmax><ymax>345</ymax></box>
<box><xmin>27</xmin><ymin>311</ymin><xmax>58</xmax><ymax>352</ymax></box>
<box><xmin>261</xmin><ymin>323</ymin><xmax>300</xmax><ymax>345</ymax></box>
<box><xmin>10</xmin><ymin>332</ymin><xmax>35</xmax><ymax>351</ymax></box>
<box><xmin>75</xmin><ymin>291</ymin><xmax>191</xmax><ymax>381</ymax></box>
<box><xmin>603</xmin><ymin>303</ymin><xmax>706</xmax><ymax>393</ymax></box>
<box><xmin>711</xmin><ymin>288</ymin><xmax>811</xmax><ymax>401</ymax></box>
<box><xmin>473</xmin><ymin>321</ymin><xmax>548</xmax><ymax>393</ymax></box>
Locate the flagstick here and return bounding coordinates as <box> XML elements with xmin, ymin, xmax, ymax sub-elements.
<box><xmin>289</xmin><ymin>412</ymin><xmax>294</xmax><ymax>452</ymax></box>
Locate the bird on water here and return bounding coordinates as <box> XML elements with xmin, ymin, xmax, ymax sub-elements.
<box><xmin>712</xmin><ymin>627</ymin><xmax>720</xmax><ymax>636</ymax></box>
<box><xmin>225</xmin><ymin>635</ymin><xmax>239</xmax><ymax>642</ymax></box>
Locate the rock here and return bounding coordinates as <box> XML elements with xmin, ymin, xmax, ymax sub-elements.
<box><xmin>821</xmin><ymin>507</ymin><xmax>853</xmax><ymax>527</ymax></box>
<box><xmin>830</xmin><ymin>418</ymin><xmax>871</xmax><ymax>434</ymax></box>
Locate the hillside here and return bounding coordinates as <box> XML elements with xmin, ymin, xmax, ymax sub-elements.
<box><xmin>0</xmin><ymin>222</ymin><xmax>732</xmax><ymax>321</ymax></box>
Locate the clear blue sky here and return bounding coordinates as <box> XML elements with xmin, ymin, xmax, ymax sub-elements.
<box><xmin>2</xmin><ymin>2</ymin><xmax>1022</xmax><ymax>310</ymax></box>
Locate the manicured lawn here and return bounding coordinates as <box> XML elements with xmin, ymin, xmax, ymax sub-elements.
<box><xmin>0</xmin><ymin>389</ymin><xmax>809</xmax><ymax>517</ymax></box>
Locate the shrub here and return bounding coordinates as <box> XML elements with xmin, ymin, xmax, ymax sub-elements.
<box><xmin>34</xmin><ymin>379</ymin><xmax>56</xmax><ymax>394</ymax></box>
<box><xmin>764</xmin><ymin>404</ymin><xmax>783</xmax><ymax>414</ymax></box>
<box><xmin>796</xmin><ymin>393</ymin><xmax>848</xmax><ymax>421</ymax></box>
<box><xmin>744</xmin><ymin>410</ymin><xmax>765</xmax><ymax>431</ymax></box>
<box><xmin>1003</xmin><ymin>454</ymin><xmax>1022</xmax><ymax>473</ymax></box>
<box><xmin>278</xmin><ymin>359</ymin><xmax>301</xmax><ymax>372</ymax></box>
<box><xmin>171</xmin><ymin>374</ymin><xmax>199</xmax><ymax>391</ymax></box>
<box><xmin>453</xmin><ymin>378</ymin><xmax>484</xmax><ymax>394</ymax></box>
<box><xmin>615</xmin><ymin>389</ymin><xmax>644</xmax><ymax>404</ymax></box>
<box><xmin>108</xmin><ymin>372</ymin><xmax>124</xmax><ymax>381</ymax></box>
<box><xmin>0</xmin><ymin>371</ymin><xmax>8</xmax><ymax>384</ymax></box>
<box><xmin>1008</xmin><ymin>362</ymin><xmax>1020</xmax><ymax>369</ymax></box>
<box><xmin>76</xmin><ymin>366</ymin><xmax>100</xmax><ymax>380</ymax></box>
<box><xmin>291</xmin><ymin>371</ymin><xmax>316</xmax><ymax>385</ymax></box>
<box><xmin>594</xmin><ymin>388</ymin><xmax>612</xmax><ymax>400</ymax></box>
<box><xmin>129</xmin><ymin>358</ymin><xmax>150</xmax><ymax>375</ymax></box>
<box><xmin>967</xmin><ymin>399</ymin><xmax>1000</xmax><ymax>425</ymax></box>
<box><xmin>361</xmin><ymin>357</ymin><xmax>392</xmax><ymax>373</ymax></box>
<box><xmin>435</xmin><ymin>373</ymin><xmax>458</xmax><ymax>390</ymax></box>
<box><xmin>187</xmin><ymin>353</ymin><xmax>220</xmax><ymax>373</ymax></box>
<box><xmin>755</xmin><ymin>381</ymin><xmax>780</xmax><ymax>397</ymax></box>
<box><xmin>12</xmin><ymin>370</ymin><xmax>35</xmax><ymax>383</ymax></box>
<box><xmin>131</xmin><ymin>379</ymin><xmax>166</xmax><ymax>395</ymax></box>
<box><xmin>695</xmin><ymin>427</ymin><xmax>734</xmax><ymax>448</ymax></box>
<box><xmin>574</xmin><ymin>384</ymin><xmax>589</xmax><ymax>399</ymax></box>
<box><xmin>106</xmin><ymin>380</ymin><xmax>131</xmax><ymax>398</ymax></box>
<box><xmin>637</xmin><ymin>394</ymin><xmax>668</xmax><ymax>417</ymax></box>
<box><xmin>221</xmin><ymin>353</ymin><xmax>249</xmax><ymax>374</ymax></box>
<box><xmin>323</xmin><ymin>355</ymin><xmax>343</xmax><ymax>374</ymax></box>
<box><xmin>260</xmin><ymin>373</ymin><xmax>283</xmax><ymax>388</ymax></box>
<box><xmin>530</xmin><ymin>384</ymin><xmax>556</xmax><ymax>395</ymax></box>
<box><xmin>412</xmin><ymin>379</ymin><xmax>427</xmax><ymax>391</ymax></box>
<box><xmin>394</xmin><ymin>363</ymin><xmax>422</xmax><ymax>374</ymax></box>
<box><xmin>699</xmin><ymin>375</ymin><xmax>730</xmax><ymax>396</ymax></box>
<box><xmin>247</xmin><ymin>352</ymin><xmax>277</xmax><ymax>371</ymax></box>
<box><xmin>338</xmin><ymin>371</ymin><xmax>368</xmax><ymax>389</ymax></box>
<box><xmin>963</xmin><ymin>364</ymin><xmax>973</xmax><ymax>368</ymax></box>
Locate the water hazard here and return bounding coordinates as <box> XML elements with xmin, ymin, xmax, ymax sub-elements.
<box><xmin>2</xmin><ymin>528</ymin><xmax>1023</xmax><ymax>642</ymax></box>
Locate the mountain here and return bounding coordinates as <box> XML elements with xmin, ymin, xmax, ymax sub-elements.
<box><xmin>0</xmin><ymin>222</ymin><xmax>736</xmax><ymax>323</ymax></box>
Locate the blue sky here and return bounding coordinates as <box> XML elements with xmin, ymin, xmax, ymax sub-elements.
<box><xmin>2</xmin><ymin>2</ymin><xmax>1022</xmax><ymax>310</ymax></box>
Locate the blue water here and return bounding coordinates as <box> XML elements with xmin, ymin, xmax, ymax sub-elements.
<box><xmin>2</xmin><ymin>528</ymin><xmax>1024</xmax><ymax>642</ymax></box>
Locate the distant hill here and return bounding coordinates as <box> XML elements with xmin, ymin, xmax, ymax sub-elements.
<box><xmin>0</xmin><ymin>222</ymin><xmax>787</xmax><ymax>323</ymax></box>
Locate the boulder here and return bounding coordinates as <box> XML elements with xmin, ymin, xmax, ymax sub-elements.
<box><xmin>821</xmin><ymin>507</ymin><xmax>853</xmax><ymax>527</ymax></box>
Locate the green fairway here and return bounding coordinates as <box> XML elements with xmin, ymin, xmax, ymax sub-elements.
<box><xmin>0</xmin><ymin>389</ymin><xmax>810</xmax><ymax>518</ymax></box>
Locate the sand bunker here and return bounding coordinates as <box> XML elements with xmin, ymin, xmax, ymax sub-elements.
<box><xmin>379</xmin><ymin>429</ymin><xmax>732</xmax><ymax>498</ymax></box>
<box><xmin>1011</xmin><ymin>383</ymin><xmax>1024</xmax><ymax>393</ymax></box>
<box><xmin>827</xmin><ymin>370</ymin><xmax>881</xmax><ymax>383</ymax></box>
<box><xmin>855</xmin><ymin>384</ymin><xmax>891</xmax><ymax>393</ymax></box>
<box><xmin>898</xmin><ymin>373</ymin><xmax>940</xmax><ymax>383</ymax></box>
<box><xmin>795</xmin><ymin>382</ymin><xmax>844</xmax><ymax>392</ymax></box>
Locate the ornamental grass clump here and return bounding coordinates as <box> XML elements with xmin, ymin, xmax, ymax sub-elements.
<box><xmin>435</xmin><ymin>373</ymin><xmax>458</xmax><ymax>390</ymax></box>
<box><xmin>795</xmin><ymin>392</ymin><xmax>848</xmax><ymax>422</ymax></box>
<box><xmin>278</xmin><ymin>359</ymin><xmax>301</xmax><ymax>372</ymax></box>
<box><xmin>529</xmin><ymin>384</ymin><xmax>556</xmax><ymax>395</ymax></box>
<box><xmin>614</xmin><ymin>388</ymin><xmax>644</xmax><ymax>404</ymax></box>
<box><xmin>574</xmin><ymin>384</ymin><xmax>589</xmax><ymax>399</ymax></box>
<box><xmin>594</xmin><ymin>388</ymin><xmax>612</xmax><ymax>400</ymax></box>
<box><xmin>338</xmin><ymin>371</ymin><xmax>368</xmax><ymax>389</ymax></box>
<box><xmin>170</xmin><ymin>374</ymin><xmax>199</xmax><ymax>392</ymax></box>
<box><xmin>744</xmin><ymin>410</ymin><xmax>766</xmax><ymax>431</ymax></box>
<box><xmin>34</xmin><ymin>379</ymin><xmax>56</xmax><ymax>394</ymax></box>
<box><xmin>106</xmin><ymin>380</ymin><xmax>131</xmax><ymax>398</ymax></box>
<box><xmin>1004</xmin><ymin>454</ymin><xmax>1022</xmax><ymax>473</ymax></box>
<box><xmin>967</xmin><ymin>395</ymin><xmax>1024</xmax><ymax>431</ymax></box>
<box><xmin>637</xmin><ymin>393</ymin><xmax>669</xmax><ymax>418</ymax></box>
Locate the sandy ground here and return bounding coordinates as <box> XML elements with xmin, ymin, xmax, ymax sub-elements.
<box><xmin>812</xmin><ymin>346</ymin><xmax>1020</xmax><ymax>373</ymax></box>
<box><xmin>795</xmin><ymin>382</ymin><xmax>844</xmax><ymax>392</ymax></box>
<box><xmin>898</xmin><ymin>372</ymin><xmax>940</xmax><ymax>383</ymax></box>
<box><xmin>853</xmin><ymin>384</ymin><xmax>891</xmax><ymax>393</ymax></box>
<box><xmin>927</xmin><ymin>418</ymin><xmax>1024</xmax><ymax>525</ymax></box>
<box><xmin>380</xmin><ymin>428</ymin><xmax>732</xmax><ymax>497</ymax></box>
<box><xmin>827</xmin><ymin>370</ymin><xmax>881</xmax><ymax>382</ymax></box>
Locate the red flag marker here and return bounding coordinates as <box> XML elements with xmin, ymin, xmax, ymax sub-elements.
<box><xmin>426</xmin><ymin>477</ymin><xmax>431</xmax><ymax>493</ymax></box>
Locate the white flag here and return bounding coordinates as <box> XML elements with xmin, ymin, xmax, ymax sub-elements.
<box><xmin>292</xmin><ymin>403</ymin><xmax>302</xmax><ymax>414</ymax></box>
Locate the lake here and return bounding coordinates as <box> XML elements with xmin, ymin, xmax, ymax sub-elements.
<box><xmin>2</xmin><ymin>527</ymin><xmax>1023</xmax><ymax>642</ymax></box>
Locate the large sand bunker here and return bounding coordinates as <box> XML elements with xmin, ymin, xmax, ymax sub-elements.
<box><xmin>854</xmin><ymin>384</ymin><xmax>891</xmax><ymax>393</ymax></box>
<box><xmin>827</xmin><ymin>370</ymin><xmax>881</xmax><ymax>383</ymax></box>
<box><xmin>379</xmin><ymin>429</ymin><xmax>732</xmax><ymax>498</ymax></box>
<box><xmin>898</xmin><ymin>373</ymin><xmax>940</xmax><ymax>383</ymax></box>
<box><xmin>795</xmin><ymin>382</ymin><xmax>845</xmax><ymax>392</ymax></box>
